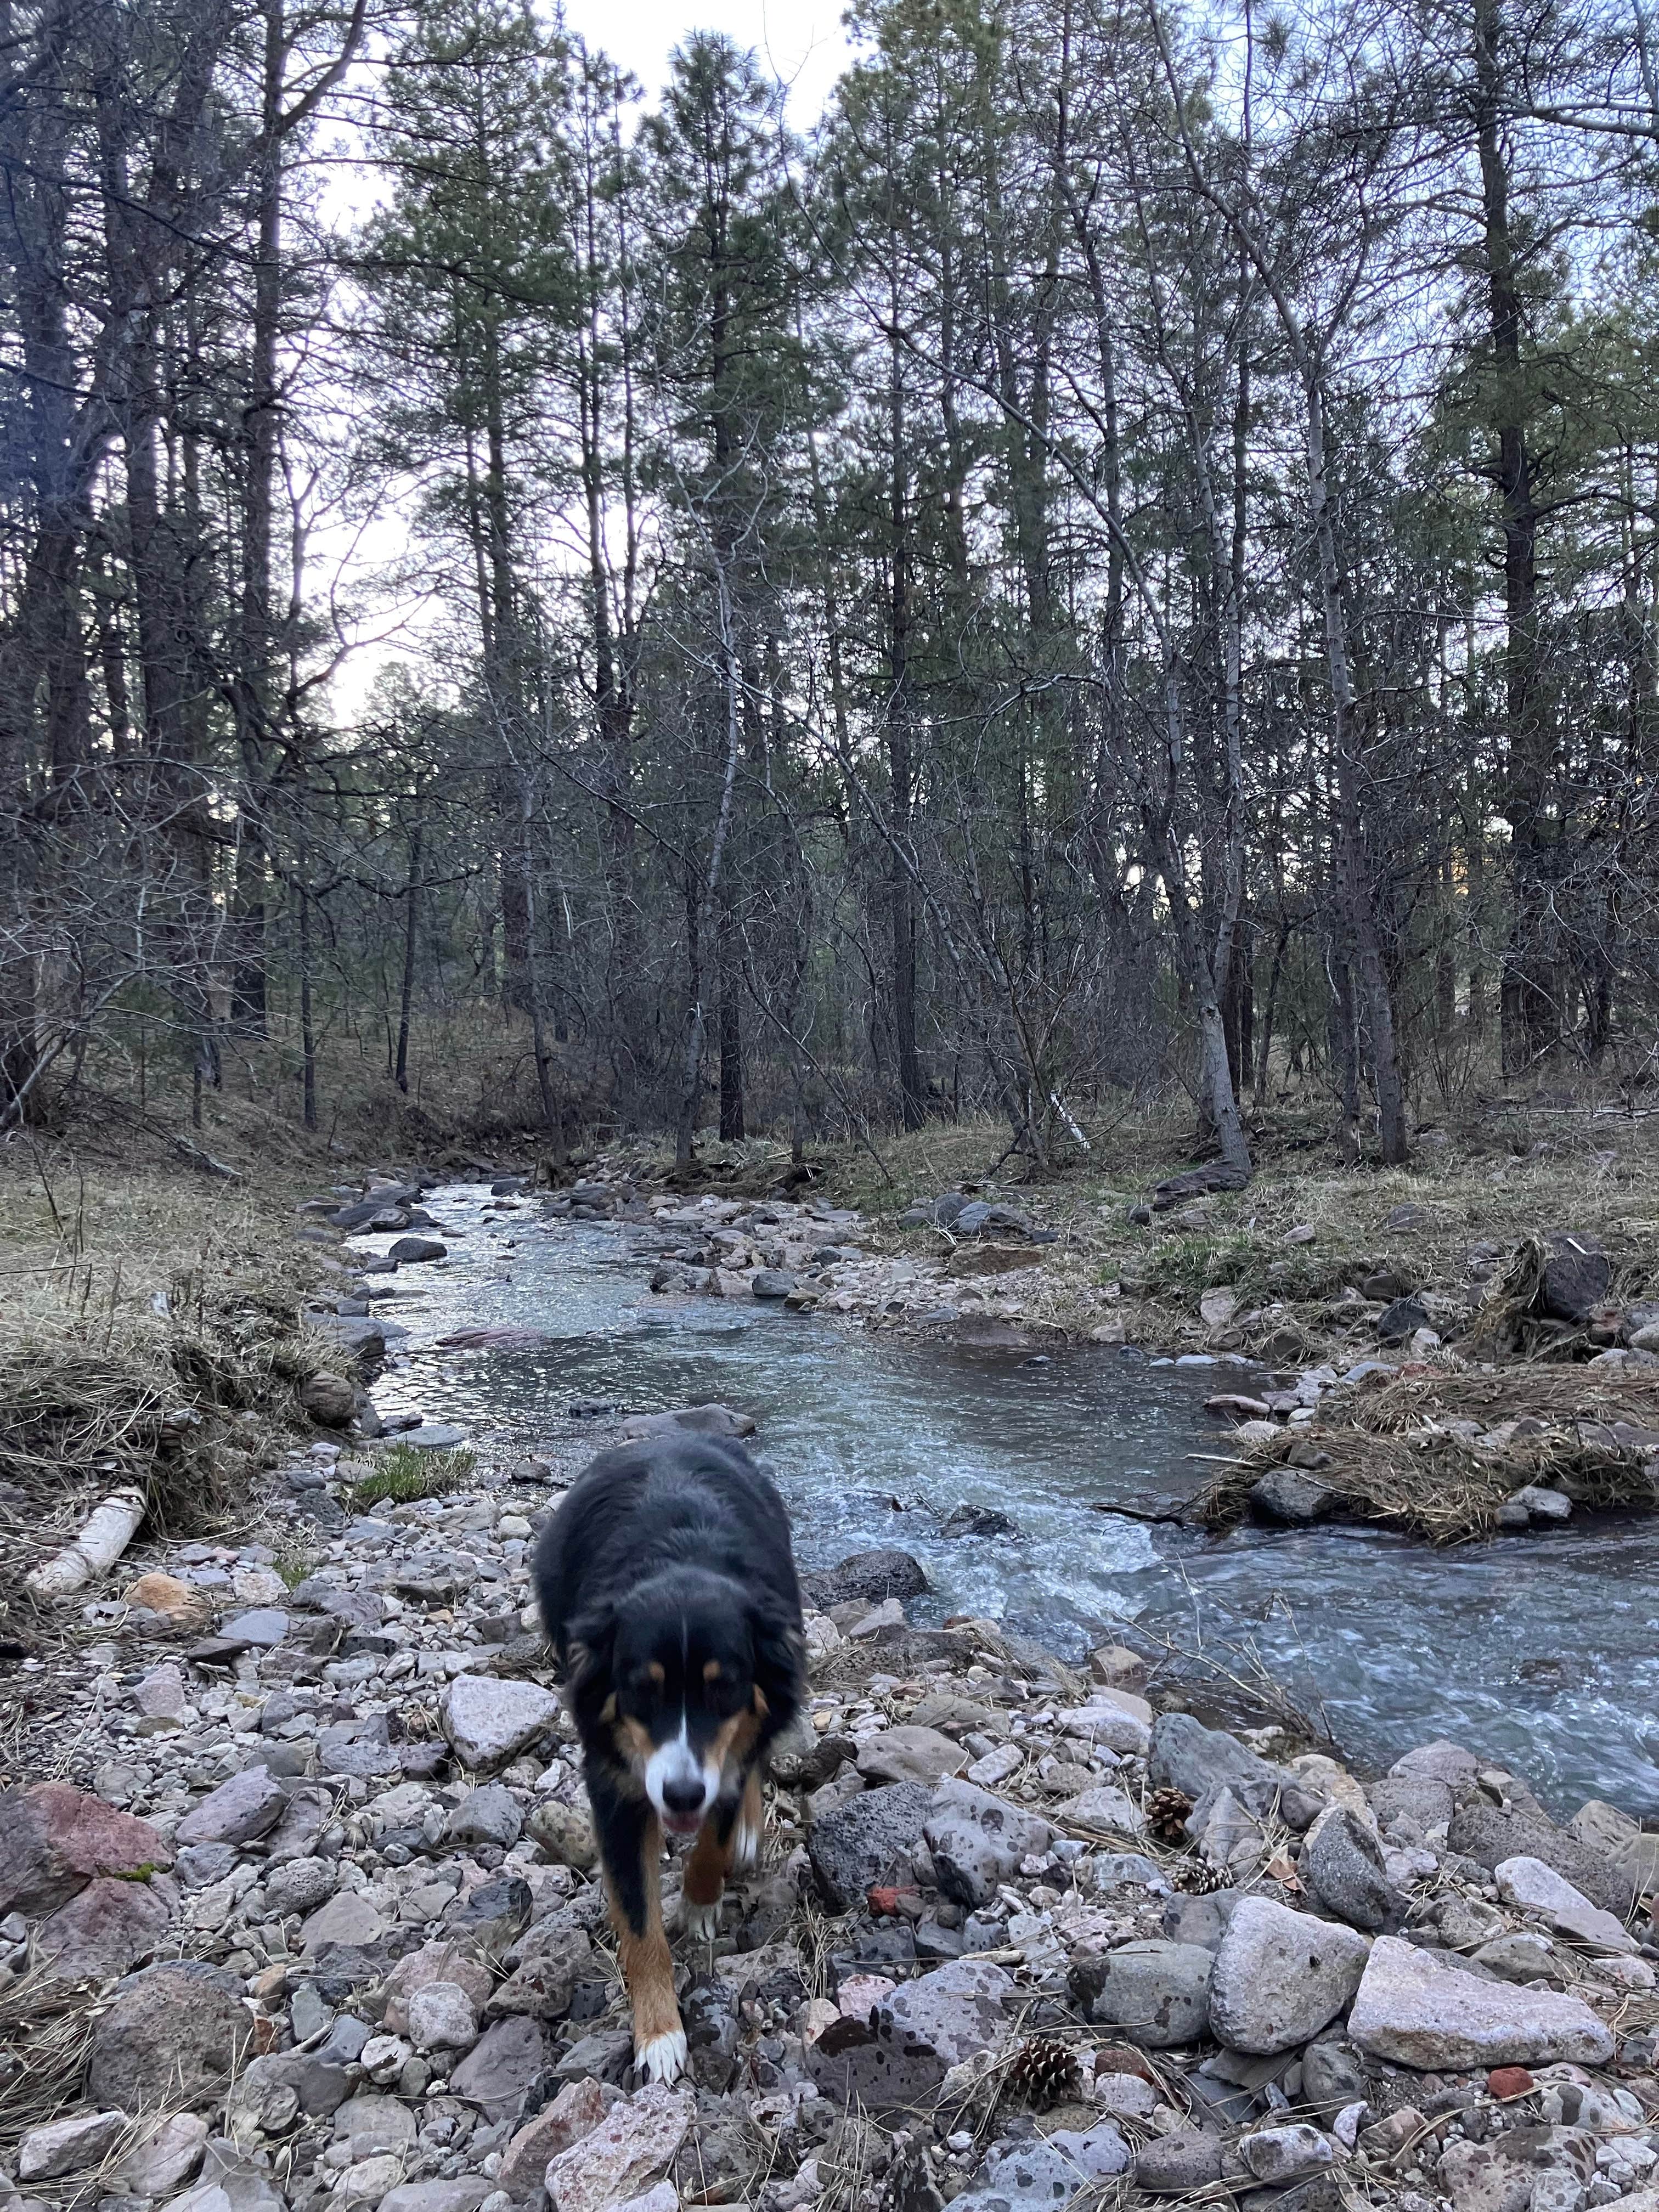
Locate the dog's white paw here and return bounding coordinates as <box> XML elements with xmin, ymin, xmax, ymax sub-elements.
<box><xmin>635</xmin><ymin>2028</ymin><xmax>687</xmax><ymax>2086</ymax></box>
<box><xmin>682</xmin><ymin>1898</ymin><xmax>721</xmax><ymax>1942</ymax></box>
<box><xmin>732</xmin><ymin>1815</ymin><xmax>760</xmax><ymax>1874</ymax></box>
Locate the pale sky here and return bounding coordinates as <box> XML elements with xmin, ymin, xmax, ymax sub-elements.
<box><xmin>558</xmin><ymin>0</ymin><xmax>854</xmax><ymax>118</ymax></box>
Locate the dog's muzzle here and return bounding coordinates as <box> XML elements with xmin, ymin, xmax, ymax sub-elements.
<box><xmin>645</xmin><ymin>1729</ymin><xmax>717</xmax><ymax>1835</ymax></box>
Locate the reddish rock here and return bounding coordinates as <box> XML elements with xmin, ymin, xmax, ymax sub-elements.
<box><xmin>1095</xmin><ymin>2043</ymin><xmax>1159</xmax><ymax>2084</ymax></box>
<box><xmin>37</xmin><ymin>1875</ymin><xmax>172</xmax><ymax>1982</ymax></box>
<box><xmin>0</xmin><ymin>1783</ymin><xmax>173</xmax><ymax>1917</ymax></box>
<box><xmin>867</xmin><ymin>1886</ymin><xmax>903</xmax><ymax>1916</ymax></box>
<box><xmin>499</xmin><ymin>2078</ymin><xmax>618</xmax><ymax>2202</ymax></box>
<box><xmin>1488</xmin><ymin>2066</ymin><xmax>1536</xmax><ymax>2100</ymax></box>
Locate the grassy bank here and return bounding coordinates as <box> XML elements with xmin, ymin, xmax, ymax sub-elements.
<box><xmin>811</xmin><ymin>1096</ymin><xmax>1659</xmax><ymax>1364</ymax></box>
<box><xmin>0</xmin><ymin>1117</ymin><xmax>343</xmax><ymax>1635</ymax></box>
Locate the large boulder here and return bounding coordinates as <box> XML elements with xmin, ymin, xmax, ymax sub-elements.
<box><xmin>0</xmin><ymin>1783</ymin><xmax>172</xmax><ymax>1916</ymax></box>
<box><xmin>803</xmin><ymin>1549</ymin><xmax>928</xmax><ymax>1609</ymax></box>
<box><xmin>808</xmin><ymin>1781</ymin><xmax>932</xmax><ymax>1912</ymax></box>
<box><xmin>1347</xmin><ymin>1936</ymin><xmax>1614</xmax><ymax>2068</ymax></box>
<box><xmin>36</xmin><ymin>1875</ymin><xmax>172</xmax><ymax>1982</ymax></box>
<box><xmin>1540</xmin><ymin>1232</ymin><xmax>1611</xmax><ymax>1322</ymax></box>
<box><xmin>1070</xmin><ymin>1942</ymin><xmax>1214</xmax><ymax>2048</ymax></box>
<box><xmin>1207</xmin><ymin>1898</ymin><xmax>1369</xmax><ymax>2055</ymax></box>
<box><xmin>1149</xmin><ymin>1713</ymin><xmax>1322</xmax><ymax>1830</ymax></box>
<box><xmin>1447</xmin><ymin>1797</ymin><xmax>1635</xmax><ymax>1916</ymax></box>
<box><xmin>923</xmin><ymin>1779</ymin><xmax>1056</xmax><ymax>1908</ymax></box>
<box><xmin>87</xmin><ymin>1960</ymin><xmax>254</xmax><ymax>2107</ymax></box>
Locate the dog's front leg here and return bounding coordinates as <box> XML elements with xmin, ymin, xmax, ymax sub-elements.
<box><xmin>681</xmin><ymin>1765</ymin><xmax>763</xmax><ymax>1942</ymax></box>
<box><xmin>593</xmin><ymin>1778</ymin><xmax>684</xmax><ymax>2085</ymax></box>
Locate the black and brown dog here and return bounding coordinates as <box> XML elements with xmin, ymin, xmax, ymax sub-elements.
<box><xmin>533</xmin><ymin>1432</ymin><xmax>805</xmax><ymax>2085</ymax></box>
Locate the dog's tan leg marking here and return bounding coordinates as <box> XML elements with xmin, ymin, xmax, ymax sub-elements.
<box><xmin>733</xmin><ymin>1763</ymin><xmax>763</xmax><ymax>1873</ymax></box>
<box><xmin>607</xmin><ymin>1810</ymin><xmax>684</xmax><ymax>2083</ymax></box>
<box><xmin>681</xmin><ymin>1814</ymin><xmax>735</xmax><ymax>1942</ymax></box>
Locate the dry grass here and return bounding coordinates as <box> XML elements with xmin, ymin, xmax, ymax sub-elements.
<box><xmin>1193</xmin><ymin>1362</ymin><xmax>1659</xmax><ymax>1542</ymax></box>
<box><xmin>0</xmin><ymin>1966</ymin><xmax>100</xmax><ymax>2152</ymax></box>
<box><xmin>0</xmin><ymin>1144</ymin><xmax>334</xmax><ymax>1629</ymax></box>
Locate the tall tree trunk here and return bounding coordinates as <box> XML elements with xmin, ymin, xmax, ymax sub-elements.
<box><xmin>1472</xmin><ymin>0</ymin><xmax>1555</xmax><ymax>1073</ymax></box>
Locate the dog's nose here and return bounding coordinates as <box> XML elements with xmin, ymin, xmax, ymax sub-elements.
<box><xmin>661</xmin><ymin>1774</ymin><xmax>706</xmax><ymax>1816</ymax></box>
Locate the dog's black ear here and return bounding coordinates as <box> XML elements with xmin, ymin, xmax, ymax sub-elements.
<box><xmin>747</xmin><ymin>1591</ymin><xmax>804</xmax><ymax>1728</ymax></box>
<box><xmin>565</xmin><ymin>1600</ymin><xmax>618</xmax><ymax>1725</ymax></box>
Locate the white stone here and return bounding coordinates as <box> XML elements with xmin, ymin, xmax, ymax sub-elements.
<box><xmin>1496</xmin><ymin>1857</ymin><xmax>1637</xmax><ymax>1954</ymax></box>
<box><xmin>1348</xmin><ymin>1936</ymin><xmax>1615</xmax><ymax>2068</ymax></box>
<box><xmin>408</xmin><ymin>1981</ymin><xmax>479</xmax><ymax>2053</ymax></box>
<box><xmin>1208</xmin><ymin>1899</ymin><xmax>1370</xmax><ymax>2055</ymax></box>
<box><xmin>1239</xmin><ymin>2126</ymin><xmax>1335</xmax><ymax>2183</ymax></box>
<box><xmin>546</xmin><ymin>2084</ymin><xmax>695</xmax><ymax>2212</ymax></box>
<box><xmin>442</xmin><ymin>1677</ymin><xmax>563</xmax><ymax>1772</ymax></box>
<box><xmin>19</xmin><ymin>2110</ymin><xmax>129</xmax><ymax>2180</ymax></box>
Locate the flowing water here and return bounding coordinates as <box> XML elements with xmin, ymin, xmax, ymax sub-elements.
<box><xmin>358</xmin><ymin>1186</ymin><xmax>1659</xmax><ymax>1818</ymax></box>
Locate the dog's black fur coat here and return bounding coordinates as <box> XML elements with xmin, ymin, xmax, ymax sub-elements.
<box><xmin>533</xmin><ymin>1433</ymin><xmax>804</xmax><ymax>1956</ymax></box>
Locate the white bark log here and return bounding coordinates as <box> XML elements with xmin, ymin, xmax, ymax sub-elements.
<box><xmin>25</xmin><ymin>1489</ymin><xmax>146</xmax><ymax>1598</ymax></box>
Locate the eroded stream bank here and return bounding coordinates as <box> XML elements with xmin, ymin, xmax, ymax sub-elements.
<box><xmin>349</xmin><ymin>1184</ymin><xmax>1659</xmax><ymax>1816</ymax></box>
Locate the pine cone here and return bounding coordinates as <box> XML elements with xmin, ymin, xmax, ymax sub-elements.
<box><xmin>1005</xmin><ymin>2034</ymin><xmax>1081</xmax><ymax>2112</ymax></box>
<box><xmin>1145</xmin><ymin>1785</ymin><xmax>1194</xmax><ymax>1845</ymax></box>
<box><xmin>1173</xmin><ymin>1858</ymin><xmax>1233</xmax><ymax>1894</ymax></box>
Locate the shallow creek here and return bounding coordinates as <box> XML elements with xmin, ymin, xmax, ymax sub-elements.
<box><xmin>358</xmin><ymin>1185</ymin><xmax>1659</xmax><ymax>1817</ymax></box>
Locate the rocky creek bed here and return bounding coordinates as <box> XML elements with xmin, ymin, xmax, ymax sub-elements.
<box><xmin>4</xmin><ymin>1168</ymin><xmax>1659</xmax><ymax>2212</ymax></box>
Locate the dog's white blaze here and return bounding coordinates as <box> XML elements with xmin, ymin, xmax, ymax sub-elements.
<box><xmin>644</xmin><ymin>1713</ymin><xmax>720</xmax><ymax>1823</ymax></box>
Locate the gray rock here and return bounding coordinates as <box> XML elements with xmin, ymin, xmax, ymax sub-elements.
<box><xmin>1304</xmin><ymin>1808</ymin><xmax>1400</xmax><ymax>1930</ymax></box>
<box><xmin>1071</xmin><ymin>1941</ymin><xmax>1214</xmax><ymax>2048</ymax></box>
<box><xmin>803</xmin><ymin>1549</ymin><xmax>929</xmax><ymax>1608</ymax></box>
<box><xmin>175</xmin><ymin>1765</ymin><xmax>288</xmax><ymax>1847</ymax></box>
<box><xmin>950</xmin><ymin>2125</ymin><xmax>1129</xmax><ymax>2211</ymax></box>
<box><xmin>856</xmin><ymin>1726</ymin><xmax>967</xmax><ymax>1787</ymax></box>
<box><xmin>266</xmin><ymin>1856</ymin><xmax>338</xmax><ymax>1917</ymax></box>
<box><xmin>409</xmin><ymin>1980</ymin><xmax>479</xmax><ymax>2053</ymax></box>
<box><xmin>1300</xmin><ymin>2037</ymin><xmax>1367</xmax><ymax>2116</ymax></box>
<box><xmin>448</xmin><ymin>2015</ymin><xmax>548</xmax><ymax>2120</ymax></box>
<box><xmin>1347</xmin><ymin>1935</ymin><xmax>1614</xmax><ymax>2067</ymax></box>
<box><xmin>751</xmin><ymin>1270</ymin><xmax>795</xmax><ymax>1299</ymax></box>
<box><xmin>445</xmin><ymin>1786</ymin><xmax>524</xmax><ymax>1849</ymax></box>
<box><xmin>1239</xmin><ymin>2126</ymin><xmax>1335</xmax><ymax>2183</ymax></box>
<box><xmin>1251</xmin><ymin>1470</ymin><xmax>1337</xmax><ymax>1524</ymax></box>
<box><xmin>1149</xmin><ymin>1712</ymin><xmax>1321</xmax><ymax>1830</ymax></box>
<box><xmin>176</xmin><ymin>1842</ymin><xmax>240</xmax><ymax>1888</ymax></box>
<box><xmin>924</xmin><ymin>1779</ymin><xmax>1055</xmax><ymax>1909</ymax></box>
<box><xmin>1368</xmin><ymin>1772</ymin><xmax>1453</xmax><ymax>1839</ymax></box>
<box><xmin>220</xmin><ymin>1607</ymin><xmax>290</xmax><ymax>1647</ymax></box>
<box><xmin>302</xmin><ymin>1891</ymin><xmax>386</xmax><ymax>1954</ymax></box>
<box><xmin>377</xmin><ymin>2185</ymin><xmax>491</xmax><ymax>2212</ymax></box>
<box><xmin>1447</xmin><ymin>1799</ymin><xmax>1634</xmax><ymax>1915</ymax></box>
<box><xmin>1135</xmin><ymin>2132</ymin><xmax>1224</xmax><ymax>2193</ymax></box>
<box><xmin>18</xmin><ymin>2111</ymin><xmax>129</xmax><ymax>2181</ymax></box>
<box><xmin>809</xmin><ymin>1781</ymin><xmax>933</xmax><ymax>1912</ymax></box>
<box><xmin>87</xmin><ymin>1960</ymin><xmax>253</xmax><ymax>2107</ymax></box>
<box><xmin>388</xmin><ymin>1236</ymin><xmax>447</xmax><ymax>1263</ymax></box>
<box><xmin>882</xmin><ymin>1956</ymin><xmax>1015</xmax><ymax>2066</ymax></box>
<box><xmin>1207</xmin><ymin>1898</ymin><xmax>1369</xmax><ymax>2055</ymax></box>
<box><xmin>1541</xmin><ymin>1231</ymin><xmax>1611</xmax><ymax>1322</ymax></box>
<box><xmin>1377</xmin><ymin>1296</ymin><xmax>1430</xmax><ymax>1344</ymax></box>
<box><xmin>335</xmin><ymin>2095</ymin><xmax>419</xmax><ymax>2154</ymax></box>
<box><xmin>108</xmin><ymin>2114</ymin><xmax>210</xmax><ymax>2196</ymax></box>
<box><xmin>442</xmin><ymin>1677</ymin><xmax>562</xmax><ymax>1772</ymax></box>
